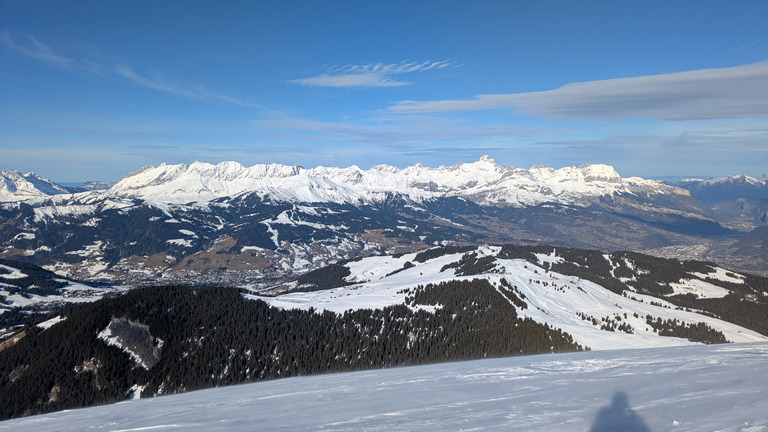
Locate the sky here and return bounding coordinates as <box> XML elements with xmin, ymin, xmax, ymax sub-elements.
<box><xmin>1</xmin><ymin>1</ymin><xmax>767</xmax><ymax>183</ymax></box>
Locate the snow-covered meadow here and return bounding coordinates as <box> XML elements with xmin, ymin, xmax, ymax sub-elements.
<box><xmin>1</xmin><ymin>342</ymin><xmax>765</xmax><ymax>431</ymax></box>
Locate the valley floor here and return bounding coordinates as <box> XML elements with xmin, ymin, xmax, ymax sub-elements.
<box><xmin>1</xmin><ymin>342</ymin><xmax>766</xmax><ymax>431</ymax></box>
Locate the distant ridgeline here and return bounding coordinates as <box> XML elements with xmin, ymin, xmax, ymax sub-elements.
<box><xmin>0</xmin><ymin>280</ymin><xmax>583</xmax><ymax>420</ymax></box>
<box><xmin>0</xmin><ymin>259</ymin><xmax>115</xmax><ymax>340</ymax></box>
<box><xmin>0</xmin><ymin>259</ymin><xmax>70</xmax><ymax>335</ymax></box>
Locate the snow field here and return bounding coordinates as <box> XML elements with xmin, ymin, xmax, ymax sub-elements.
<box><xmin>1</xmin><ymin>342</ymin><xmax>765</xmax><ymax>431</ymax></box>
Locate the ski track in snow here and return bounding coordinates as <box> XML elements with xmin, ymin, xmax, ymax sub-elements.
<box><xmin>1</xmin><ymin>342</ymin><xmax>765</xmax><ymax>431</ymax></box>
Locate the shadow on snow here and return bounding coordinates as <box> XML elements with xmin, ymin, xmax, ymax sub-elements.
<box><xmin>590</xmin><ymin>391</ymin><xmax>650</xmax><ymax>432</ymax></box>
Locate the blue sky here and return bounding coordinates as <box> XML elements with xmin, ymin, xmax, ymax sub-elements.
<box><xmin>1</xmin><ymin>1</ymin><xmax>766</xmax><ymax>182</ymax></box>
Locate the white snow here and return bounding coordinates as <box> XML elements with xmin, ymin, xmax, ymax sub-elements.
<box><xmin>64</xmin><ymin>241</ymin><xmax>103</xmax><ymax>258</ymax></box>
<box><xmin>261</xmin><ymin>222</ymin><xmax>280</xmax><ymax>248</ymax></box>
<box><xmin>1</xmin><ymin>342</ymin><xmax>765</xmax><ymax>431</ymax></box>
<box><xmin>699</xmin><ymin>174</ymin><xmax>767</xmax><ymax>187</ymax></box>
<box><xmin>32</xmin><ymin>204</ymin><xmax>98</xmax><ymax>223</ymax></box>
<box><xmin>263</xmin><ymin>208</ymin><xmax>348</xmax><ymax>231</ymax></box>
<box><xmin>166</xmin><ymin>239</ymin><xmax>193</xmax><ymax>247</ymax></box>
<box><xmin>240</xmin><ymin>246</ymin><xmax>265</xmax><ymax>253</ymax></box>
<box><xmin>36</xmin><ymin>315</ymin><xmax>66</xmax><ymax>329</ymax></box>
<box><xmin>535</xmin><ymin>251</ymin><xmax>564</xmax><ymax>266</ymax></box>
<box><xmin>0</xmin><ymin>264</ymin><xmax>28</xmax><ymax>279</ymax></box>
<box><xmin>692</xmin><ymin>267</ymin><xmax>747</xmax><ymax>284</ymax></box>
<box><xmin>668</xmin><ymin>278</ymin><xmax>731</xmax><ymax>299</ymax></box>
<box><xmin>0</xmin><ymin>289</ymin><xmax>45</xmax><ymax>308</ymax></box>
<box><xmin>127</xmin><ymin>384</ymin><xmax>146</xmax><ymax>400</ymax></box>
<box><xmin>22</xmin><ymin>245</ymin><xmax>51</xmax><ymax>256</ymax></box>
<box><xmin>178</xmin><ymin>229</ymin><xmax>198</xmax><ymax>237</ymax></box>
<box><xmin>10</xmin><ymin>232</ymin><xmax>35</xmax><ymax>241</ymax></box>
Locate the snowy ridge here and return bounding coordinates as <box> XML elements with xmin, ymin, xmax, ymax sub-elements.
<box><xmin>102</xmin><ymin>156</ymin><xmax>685</xmax><ymax>206</ymax></box>
<box><xmin>694</xmin><ymin>174</ymin><xmax>767</xmax><ymax>187</ymax></box>
<box><xmin>249</xmin><ymin>246</ymin><xmax>768</xmax><ymax>351</ymax></box>
<box><xmin>0</xmin><ymin>171</ymin><xmax>69</xmax><ymax>203</ymax></box>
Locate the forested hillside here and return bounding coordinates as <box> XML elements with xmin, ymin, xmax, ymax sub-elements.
<box><xmin>0</xmin><ymin>280</ymin><xmax>584</xmax><ymax>420</ymax></box>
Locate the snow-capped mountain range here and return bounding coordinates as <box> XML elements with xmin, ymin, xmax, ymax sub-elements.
<box><xmin>1</xmin><ymin>157</ymin><xmax>766</xmax><ymax>284</ymax></box>
<box><xmin>675</xmin><ymin>173</ymin><xmax>768</xmax><ymax>204</ymax></box>
<box><xmin>2</xmin><ymin>156</ymin><xmax>686</xmax><ymax>206</ymax></box>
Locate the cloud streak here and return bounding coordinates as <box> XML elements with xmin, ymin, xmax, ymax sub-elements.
<box><xmin>251</xmin><ymin>113</ymin><xmax>558</xmax><ymax>146</ymax></box>
<box><xmin>114</xmin><ymin>66</ymin><xmax>260</xmax><ymax>107</ymax></box>
<box><xmin>2</xmin><ymin>32</ymin><xmax>259</xmax><ymax>107</ymax></box>
<box><xmin>388</xmin><ymin>62</ymin><xmax>768</xmax><ymax>120</ymax></box>
<box><xmin>52</xmin><ymin>128</ymin><xmax>176</xmax><ymax>138</ymax></box>
<box><xmin>289</xmin><ymin>60</ymin><xmax>455</xmax><ymax>88</ymax></box>
<box><xmin>1</xmin><ymin>31</ymin><xmax>75</xmax><ymax>68</ymax></box>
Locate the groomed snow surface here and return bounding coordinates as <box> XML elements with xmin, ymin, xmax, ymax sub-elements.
<box><xmin>1</xmin><ymin>342</ymin><xmax>765</xmax><ymax>431</ymax></box>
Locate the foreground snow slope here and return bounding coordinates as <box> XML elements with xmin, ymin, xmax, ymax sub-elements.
<box><xmin>2</xmin><ymin>342</ymin><xmax>765</xmax><ymax>432</ymax></box>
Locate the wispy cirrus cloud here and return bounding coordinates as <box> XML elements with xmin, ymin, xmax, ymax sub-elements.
<box><xmin>388</xmin><ymin>61</ymin><xmax>768</xmax><ymax>120</ymax></box>
<box><xmin>289</xmin><ymin>60</ymin><xmax>456</xmax><ymax>88</ymax></box>
<box><xmin>2</xmin><ymin>31</ymin><xmax>259</xmax><ymax>107</ymax></box>
<box><xmin>1</xmin><ymin>30</ymin><xmax>76</xmax><ymax>68</ymax></box>
<box><xmin>113</xmin><ymin>65</ymin><xmax>260</xmax><ymax>107</ymax></box>
<box><xmin>51</xmin><ymin>127</ymin><xmax>176</xmax><ymax>138</ymax></box>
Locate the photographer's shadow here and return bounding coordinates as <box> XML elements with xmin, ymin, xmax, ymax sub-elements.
<box><xmin>590</xmin><ymin>391</ymin><xmax>649</xmax><ymax>432</ymax></box>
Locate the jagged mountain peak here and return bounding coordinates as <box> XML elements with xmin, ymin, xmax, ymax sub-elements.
<box><xmin>0</xmin><ymin>170</ymin><xmax>69</xmax><ymax>203</ymax></box>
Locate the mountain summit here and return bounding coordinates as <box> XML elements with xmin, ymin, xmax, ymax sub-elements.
<box><xmin>0</xmin><ymin>171</ymin><xmax>69</xmax><ymax>203</ymax></box>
